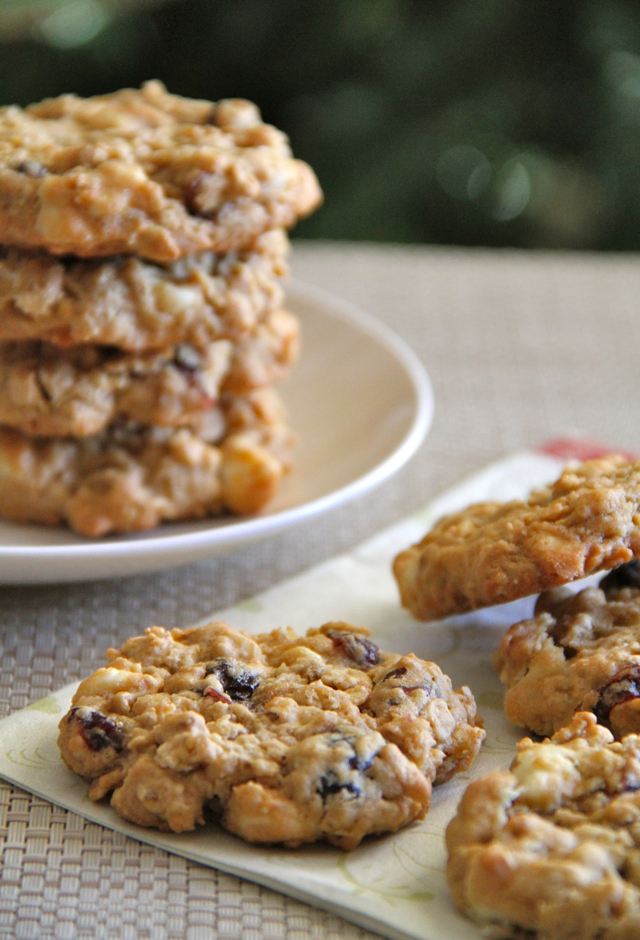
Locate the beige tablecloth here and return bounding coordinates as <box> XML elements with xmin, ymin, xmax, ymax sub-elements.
<box><xmin>2</xmin><ymin>242</ymin><xmax>639</xmax><ymax>939</ymax></box>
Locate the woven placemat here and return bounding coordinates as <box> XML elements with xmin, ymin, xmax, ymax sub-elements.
<box><xmin>3</xmin><ymin>242</ymin><xmax>640</xmax><ymax>938</ymax></box>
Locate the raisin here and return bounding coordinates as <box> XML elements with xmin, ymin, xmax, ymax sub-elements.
<box><xmin>204</xmin><ymin>659</ymin><xmax>259</xmax><ymax>701</ymax></box>
<box><xmin>325</xmin><ymin>630</ymin><xmax>379</xmax><ymax>666</ymax></box>
<box><xmin>383</xmin><ymin>666</ymin><xmax>408</xmax><ymax>681</ymax></box>
<box><xmin>72</xmin><ymin>708</ymin><xmax>125</xmax><ymax>753</ymax></box>
<box><xmin>99</xmin><ymin>346</ymin><xmax>123</xmax><ymax>363</ymax></box>
<box><xmin>317</xmin><ymin>769</ymin><xmax>360</xmax><ymax>801</ymax></box>
<box><xmin>348</xmin><ymin>753</ymin><xmax>373</xmax><ymax>773</ymax></box>
<box><xmin>595</xmin><ymin>666</ymin><xmax>640</xmax><ymax>724</ymax></box>
<box><xmin>202</xmin><ymin>795</ymin><xmax>224</xmax><ymax>823</ymax></box>
<box><xmin>600</xmin><ymin>560</ymin><xmax>640</xmax><ymax>595</ymax></box>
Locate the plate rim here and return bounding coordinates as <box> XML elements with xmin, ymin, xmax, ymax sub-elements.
<box><xmin>0</xmin><ymin>279</ymin><xmax>434</xmax><ymax>562</ymax></box>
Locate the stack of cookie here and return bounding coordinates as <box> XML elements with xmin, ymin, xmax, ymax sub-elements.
<box><xmin>0</xmin><ymin>81</ymin><xmax>322</xmax><ymax>536</ymax></box>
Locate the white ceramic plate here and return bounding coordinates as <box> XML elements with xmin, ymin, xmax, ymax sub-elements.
<box><xmin>0</xmin><ymin>280</ymin><xmax>433</xmax><ymax>584</ymax></box>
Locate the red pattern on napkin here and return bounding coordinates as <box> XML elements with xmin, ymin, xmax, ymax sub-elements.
<box><xmin>538</xmin><ymin>437</ymin><xmax>639</xmax><ymax>462</ymax></box>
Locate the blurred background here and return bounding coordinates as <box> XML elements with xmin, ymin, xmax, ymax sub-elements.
<box><xmin>1</xmin><ymin>0</ymin><xmax>640</xmax><ymax>250</ymax></box>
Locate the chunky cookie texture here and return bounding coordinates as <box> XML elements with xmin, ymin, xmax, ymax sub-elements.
<box><xmin>0</xmin><ymin>388</ymin><xmax>293</xmax><ymax>536</ymax></box>
<box><xmin>0</xmin><ymin>230</ymin><xmax>289</xmax><ymax>352</ymax></box>
<box><xmin>0</xmin><ymin>339</ymin><xmax>229</xmax><ymax>437</ymax></box>
<box><xmin>494</xmin><ymin>562</ymin><xmax>640</xmax><ymax>739</ymax></box>
<box><xmin>0</xmin><ymin>308</ymin><xmax>298</xmax><ymax>438</ymax></box>
<box><xmin>57</xmin><ymin>620</ymin><xmax>485</xmax><ymax>848</ymax></box>
<box><xmin>394</xmin><ymin>457</ymin><xmax>640</xmax><ymax>621</ymax></box>
<box><xmin>446</xmin><ymin>713</ymin><xmax>640</xmax><ymax>940</ymax></box>
<box><xmin>0</xmin><ymin>82</ymin><xmax>322</xmax><ymax>261</ymax></box>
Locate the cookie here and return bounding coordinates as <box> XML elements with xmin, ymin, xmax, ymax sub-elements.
<box><xmin>393</xmin><ymin>456</ymin><xmax>640</xmax><ymax>621</ymax></box>
<box><xmin>57</xmin><ymin>619</ymin><xmax>485</xmax><ymax>848</ymax></box>
<box><xmin>0</xmin><ymin>339</ymin><xmax>229</xmax><ymax>437</ymax></box>
<box><xmin>0</xmin><ymin>308</ymin><xmax>298</xmax><ymax>438</ymax></box>
<box><xmin>215</xmin><ymin>306</ymin><xmax>300</xmax><ymax>393</ymax></box>
<box><xmin>0</xmin><ymin>82</ymin><xmax>322</xmax><ymax>261</ymax></box>
<box><xmin>446</xmin><ymin>712</ymin><xmax>640</xmax><ymax>940</ymax></box>
<box><xmin>0</xmin><ymin>388</ymin><xmax>293</xmax><ymax>536</ymax></box>
<box><xmin>494</xmin><ymin>561</ymin><xmax>640</xmax><ymax>739</ymax></box>
<box><xmin>0</xmin><ymin>230</ymin><xmax>289</xmax><ymax>352</ymax></box>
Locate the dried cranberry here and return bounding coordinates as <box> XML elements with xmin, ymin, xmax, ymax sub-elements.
<box><xmin>325</xmin><ymin>630</ymin><xmax>379</xmax><ymax>666</ymax></box>
<box><xmin>72</xmin><ymin>708</ymin><xmax>125</xmax><ymax>753</ymax></box>
<box><xmin>595</xmin><ymin>666</ymin><xmax>640</xmax><ymax>724</ymax></box>
<box><xmin>204</xmin><ymin>659</ymin><xmax>259</xmax><ymax>701</ymax></box>
<box><xmin>202</xmin><ymin>687</ymin><xmax>232</xmax><ymax>704</ymax></box>
<box><xmin>379</xmin><ymin>666</ymin><xmax>432</xmax><ymax>696</ymax></box>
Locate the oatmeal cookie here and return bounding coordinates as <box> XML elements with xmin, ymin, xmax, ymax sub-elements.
<box><xmin>446</xmin><ymin>712</ymin><xmax>640</xmax><ymax>940</ymax></box>
<box><xmin>0</xmin><ymin>339</ymin><xmax>229</xmax><ymax>437</ymax></box>
<box><xmin>394</xmin><ymin>456</ymin><xmax>640</xmax><ymax>621</ymax></box>
<box><xmin>0</xmin><ymin>388</ymin><xmax>294</xmax><ymax>535</ymax></box>
<box><xmin>220</xmin><ymin>307</ymin><xmax>299</xmax><ymax>393</ymax></box>
<box><xmin>494</xmin><ymin>561</ymin><xmax>640</xmax><ymax>739</ymax></box>
<box><xmin>0</xmin><ymin>230</ymin><xmax>289</xmax><ymax>352</ymax></box>
<box><xmin>0</xmin><ymin>309</ymin><xmax>298</xmax><ymax>438</ymax></box>
<box><xmin>57</xmin><ymin>619</ymin><xmax>484</xmax><ymax>848</ymax></box>
<box><xmin>0</xmin><ymin>82</ymin><xmax>321</xmax><ymax>261</ymax></box>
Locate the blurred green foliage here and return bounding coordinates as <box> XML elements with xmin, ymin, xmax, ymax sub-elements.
<box><xmin>2</xmin><ymin>0</ymin><xmax>640</xmax><ymax>249</ymax></box>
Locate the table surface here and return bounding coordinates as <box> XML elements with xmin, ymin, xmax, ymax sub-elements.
<box><xmin>2</xmin><ymin>241</ymin><xmax>639</xmax><ymax>940</ymax></box>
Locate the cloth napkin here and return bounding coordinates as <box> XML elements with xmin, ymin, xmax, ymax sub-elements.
<box><xmin>0</xmin><ymin>444</ymin><xmax>605</xmax><ymax>940</ymax></box>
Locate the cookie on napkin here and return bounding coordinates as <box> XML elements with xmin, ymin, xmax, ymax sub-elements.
<box><xmin>446</xmin><ymin>712</ymin><xmax>640</xmax><ymax>940</ymax></box>
<box><xmin>58</xmin><ymin>619</ymin><xmax>485</xmax><ymax>849</ymax></box>
<box><xmin>394</xmin><ymin>456</ymin><xmax>640</xmax><ymax>621</ymax></box>
<box><xmin>494</xmin><ymin>560</ymin><xmax>640</xmax><ymax>739</ymax></box>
